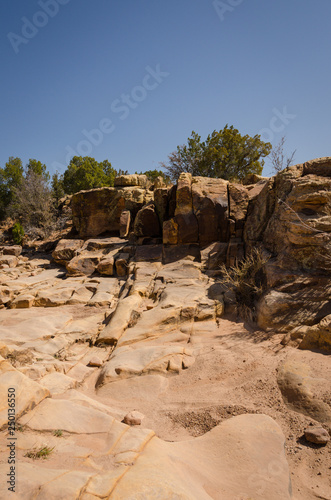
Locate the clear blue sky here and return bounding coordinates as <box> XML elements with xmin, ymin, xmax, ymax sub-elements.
<box><xmin>1</xmin><ymin>0</ymin><xmax>331</xmax><ymax>178</ymax></box>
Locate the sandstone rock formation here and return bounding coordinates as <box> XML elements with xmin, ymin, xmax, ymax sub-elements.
<box><xmin>245</xmin><ymin>158</ymin><xmax>331</xmax><ymax>348</ymax></box>
<box><xmin>61</xmin><ymin>162</ymin><xmax>331</xmax><ymax>350</ymax></box>
<box><xmin>0</xmin><ymin>162</ymin><xmax>330</xmax><ymax>499</ymax></box>
<box><xmin>71</xmin><ymin>181</ymin><xmax>153</xmax><ymax>238</ymax></box>
<box><xmin>69</xmin><ymin>172</ymin><xmax>261</xmax><ymax>268</ymax></box>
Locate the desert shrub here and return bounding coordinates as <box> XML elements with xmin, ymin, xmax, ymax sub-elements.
<box><xmin>12</xmin><ymin>222</ymin><xmax>24</xmax><ymax>245</ymax></box>
<box><xmin>219</xmin><ymin>248</ymin><xmax>269</xmax><ymax>321</ymax></box>
<box><xmin>24</xmin><ymin>446</ymin><xmax>54</xmax><ymax>459</ymax></box>
<box><xmin>9</xmin><ymin>171</ymin><xmax>55</xmax><ymax>239</ymax></box>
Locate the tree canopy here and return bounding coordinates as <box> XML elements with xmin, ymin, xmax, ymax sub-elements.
<box><xmin>160</xmin><ymin>125</ymin><xmax>272</xmax><ymax>182</ymax></box>
<box><xmin>26</xmin><ymin>159</ymin><xmax>50</xmax><ymax>182</ymax></box>
<box><xmin>0</xmin><ymin>157</ymin><xmax>24</xmax><ymax>219</ymax></box>
<box><xmin>62</xmin><ymin>156</ymin><xmax>124</xmax><ymax>194</ymax></box>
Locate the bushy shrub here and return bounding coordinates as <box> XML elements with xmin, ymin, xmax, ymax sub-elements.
<box><xmin>9</xmin><ymin>171</ymin><xmax>55</xmax><ymax>239</ymax></box>
<box><xmin>219</xmin><ymin>248</ymin><xmax>269</xmax><ymax>321</ymax></box>
<box><xmin>12</xmin><ymin>222</ymin><xmax>24</xmax><ymax>245</ymax></box>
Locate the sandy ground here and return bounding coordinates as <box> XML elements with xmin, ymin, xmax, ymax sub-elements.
<box><xmin>80</xmin><ymin>317</ymin><xmax>331</xmax><ymax>500</ymax></box>
<box><xmin>0</xmin><ymin>254</ymin><xmax>329</xmax><ymax>499</ymax></box>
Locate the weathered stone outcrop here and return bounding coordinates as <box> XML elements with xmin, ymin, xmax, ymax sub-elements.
<box><xmin>71</xmin><ymin>176</ymin><xmax>153</xmax><ymax>238</ymax></box>
<box><xmin>70</xmin><ymin>173</ymin><xmax>255</xmax><ymax>263</ymax></box>
<box><xmin>114</xmin><ymin>173</ymin><xmax>149</xmax><ymax>188</ymax></box>
<box><xmin>245</xmin><ymin>158</ymin><xmax>331</xmax><ymax>346</ymax></box>
<box><xmin>63</xmin><ymin>160</ymin><xmax>331</xmax><ymax>349</ymax></box>
<box><xmin>192</xmin><ymin>176</ymin><xmax>229</xmax><ymax>245</ymax></box>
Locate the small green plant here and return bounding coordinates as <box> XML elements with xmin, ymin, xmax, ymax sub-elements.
<box><xmin>12</xmin><ymin>221</ymin><xmax>24</xmax><ymax>245</ymax></box>
<box><xmin>17</xmin><ymin>425</ymin><xmax>24</xmax><ymax>432</ymax></box>
<box><xmin>219</xmin><ymin>248</ymin><xmax>269</xmax><ymax>321</ymax></box>
<box><xmin>25</xmin><ymin>446</ymin><xmax>54</xmax><ymax>459</ymax></box>
<box><xmin>53</xmin><ymin>430</ymin><xmax>63</xmax><ymax>437</ymax></box>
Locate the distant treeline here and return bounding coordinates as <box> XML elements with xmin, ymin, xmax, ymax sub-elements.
<box><xmin>1</xmin><ymin>125</ymin><xmax>277</xmax><ymax>241</ymax></box>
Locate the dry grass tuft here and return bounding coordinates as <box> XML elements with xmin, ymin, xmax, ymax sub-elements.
<box><xmin>219</xmin><ymin>248</ymin><xmax>269</xmax><ymax>321</ymax></box>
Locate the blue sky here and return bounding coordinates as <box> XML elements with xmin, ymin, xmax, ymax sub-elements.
<box><xmin>1</xmin><ymin>0</ymin><xmax>331</xmax><ymax>178</ymax></box>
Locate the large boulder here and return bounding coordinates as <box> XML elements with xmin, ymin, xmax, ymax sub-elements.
<box><xmin>71</xmin><ymin>187</ymin><xmax>120</xmax><ymax>238</ymax></box>
<box><xmin>71</xmin><ymin>186</ymin><xmax>152</xmax><ymax>238</ymax></box>
<box><xmin>192</xmin><ymin>176</ymin><xmax>229</xmax><ymax>246</ymax></box>
<box><xmin>114</xmin><ymin>174</ymin><xmax>149</xmax><ymax>188</ymax></box>
<box><xmin>0</xmin><ymin>245</ymin><xmax>22</xmax><ymax>257</ymax></box>
<box><xmin>66</xmin><ymin>253</ymin><xmax>102</xmax><ymax>276</ymax></box>
<box><xmin>277</xmin><ymin>357</ymin><xmax>331</xmax><ymax>424</ymax></box>
<box><xmin>134</xmin><ymin>203</ymin><xmax>161</xmax><ymax>238</ymax></box>
<box><xmin>167</xmin><ymin>175</ymin><xmax>250</xmax><ymax>248</ymax></box>
<box><xmin>52</xmin><ymin>239</ymin><xmax>84</xmax><ymax>265</ymax></box>
<box><xmin>175</xmin><ymin>172</ymin><xmax>193</xmax><ymax>215</ymax></box>
<box><xmin>163</xmin><ymin>219</ymin><xmax>178</xmax><ymax>245</ymax></box>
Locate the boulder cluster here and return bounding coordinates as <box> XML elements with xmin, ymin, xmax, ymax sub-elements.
<box><xmin>64</xmin><ymin>158</ymin><xmax>331</xmax><ymax>350</ymax></box>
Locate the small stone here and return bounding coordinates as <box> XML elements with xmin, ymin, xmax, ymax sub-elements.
<box><xmin>304</xmin><ymin>426</ymin><xmax>330</xmax><ymax>445</ymax></box>
<box><xmin>97</xmin><ymin>257</ymin><xmax>114</xmax><ymax>276</ymax></box>
<box><xmin>123</xmin><ymin>411</ymin><xmax>145</xmax><ymax>426</ymax></box>
<box><xmin>88</xmin><ymin>356</ymin><xmax>103</xmax><ymax>368</ymax></box>
<box><xmin>115</xmin><ymin>254</ymin><xmax>130</xmax><ymax>277</ymax></box>
<box><xmin>1</xmin><ymin>245</ymin><xmax>22</xmax><ymax>256</ymax></box>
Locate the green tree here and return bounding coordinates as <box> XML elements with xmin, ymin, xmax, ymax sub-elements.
<box><xmin>26</xmin><ymin>159</ymin><xmax>50</xmax><ymax>182</ymax></box>
<box><xmin>101</xmin><ymin>160</ymin><xmax>118</xmax><ymax>186</ymax></box>
<box><xmin>0</xmin><ymin>157</ymin><xmax>24</xmax><ymax>219</ymax></box>
<box><xmin>51</xmin><ymin>171</ymin><xmax>65</xmax><ymax>206</ymax></box>
<box><xmin>12</xmin><ymin>222</ymin><xmax>25</xmax><ymax>245</ymax></box>
<box><xmin>161</xmin><ymin>126</ymin><xmax>272</xmax><ymax>182</ymax></box>
<box><xmin>62</xmin><ymin>156</ymin><xmax>119</xmax><ymax>194</ymax></box>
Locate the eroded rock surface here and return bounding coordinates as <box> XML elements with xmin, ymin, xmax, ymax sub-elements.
<box><xmin>0</xmin><ymin>161</ymin><xmax>330</xmax><ymax>499</ymax></box>
<box><xmin>0</xmin><ymin>246</ymin><xmax>302</xmax><ymax>499</ymax></box>
<box><xmin>245</xmin><ymin>159</ymin><xmax>331</xmax><ymax>342</ymax></box>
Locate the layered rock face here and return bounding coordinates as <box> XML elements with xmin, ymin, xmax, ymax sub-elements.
<box><xmin>68</xmin><ymin>160</ymin><xmax>331</xmax><ymax>350</ymax></box>
<box><xmin>244</xmin><ymin>158</ymin><xmax>331</xmax><ymax>348</ymax></box>
<box><xmin>71</xmin><ymin>172</ymin><xmax>263</xmax><ymax>267</ymax></box>
<box><xmin>71</xmin><ymin>185</ymin><xmax>153</xmax><ymax>238</ymax></box>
